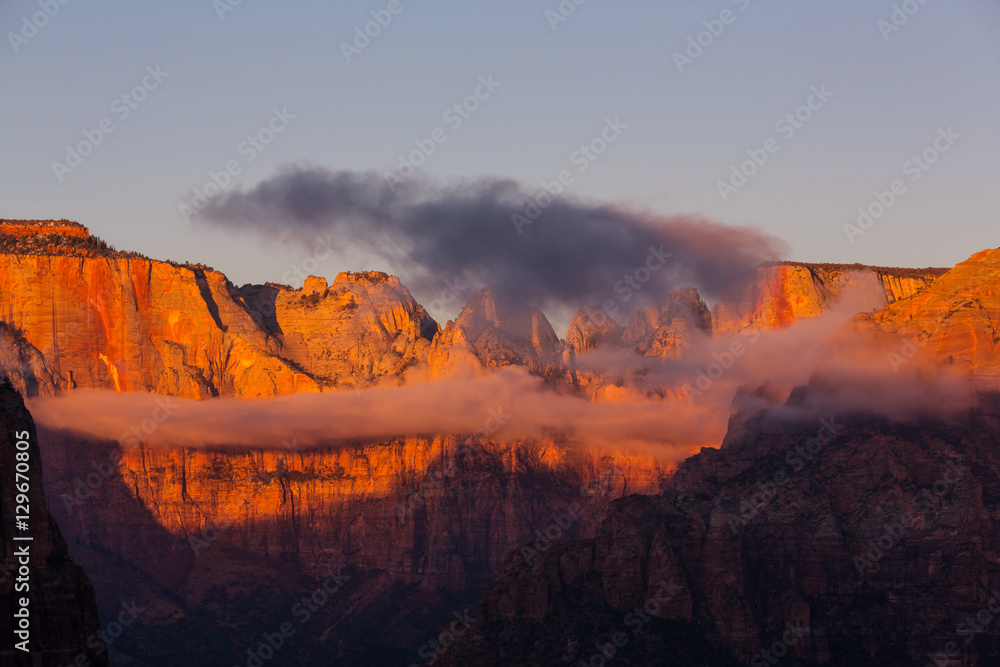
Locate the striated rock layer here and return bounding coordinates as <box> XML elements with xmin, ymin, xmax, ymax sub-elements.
<box><xmin>0</xmin><ymin>254</ymin><xmax>317</xmax><ymax>398</ymax></box>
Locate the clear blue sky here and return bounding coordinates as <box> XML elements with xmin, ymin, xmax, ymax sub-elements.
<box><xmin>2</xmin><ymin>0</ymin><xmax>998</xmax><ymax>298</ymax></box>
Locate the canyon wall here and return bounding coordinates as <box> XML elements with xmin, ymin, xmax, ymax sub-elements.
<box><xmin>439</xmin><ymin>387</ymin><xmax>1000</xmax><ymax>666</ymax></box>
<box><xmin>37</xmin><ymin>427</ymin><xmax>668</xmax><ymax>665</ymax></box>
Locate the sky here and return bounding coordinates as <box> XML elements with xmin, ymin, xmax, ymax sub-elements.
<box><xmin>2</xmin><ymin>0</ymin><xmax>999</xmax><ymax>319</ymax></box>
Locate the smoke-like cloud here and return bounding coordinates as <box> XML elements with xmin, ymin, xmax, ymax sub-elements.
<box><xmin>195</xmin><ymin>166</ymin><xmax>787</xmax><ymax>310</ymax></box>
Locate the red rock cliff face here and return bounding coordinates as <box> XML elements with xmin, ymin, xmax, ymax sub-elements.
<box><xmin>0</xmin><ymin>254</ymin><xmax>317</xmax><ymax>398</ymax></box>
<box><xmin>712</xmin><ymin>263</ymin><xmax>945</xmax><ymax>335</ymax></box>
<box><xmin>38</xmin><ymin>426</ymin><xmax>670</xmax><ymax>663</ymax></box>
<box><xmin>239</xmin><ymin>271</ymin><xmax>437</xmax><ymax>387</ymax></box>
<box><xmin>853</xmin><ymin>247</ymin><xmax>1000</xmax><ymax>381</ymax></box>
<box><xmin>53</xmin><ymin>436</ymin><xmax>667</xmax><ymax>591</ymax></box>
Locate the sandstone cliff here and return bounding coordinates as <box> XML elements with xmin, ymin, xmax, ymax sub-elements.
<box><xmin>238</xmin><ymin>271</ymin><xmax>437</xmax><ymax>387</ymax></box>
<box><xmin>711</xmin><ymin>262</ymin><xmax>946</xmax><ymax>335</ymax></box>
<box><xmin>0</xmin><ymin>381</ymin><xmax>106</xmax><ymax>667</ymax></box>
<box><xmin>853</xmin><ymin>247</ymin><xmax>1000</xmax><ymax>381</ymax></box>
<box><xmin>0</xmin><ymin>252</ymin><xmax>318</xmax><ymax>398</ymax></box>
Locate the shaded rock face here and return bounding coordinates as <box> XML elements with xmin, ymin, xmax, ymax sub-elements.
<box><xmin>0</xmin><ymin>323</ymin><xmax>58</xmax><ymax>396</ymax></box>
<box><xmin>0</xmin><ymin>381</ymin><xmax>106</xmax><ymax>667</ymax></box>
<box><xmin>853</xmin><ymin>247</ymin><xmax>1000</xmax><ymax>381</ymax></box>
<box><xmin>440</xmin><ymin>388</ymin><xmax>1000</xmax><ymax>666</ymax></box>
<box><xmin>239</xmin><ymin>271</ymin><xmax>438</xmax><ymax>387</ymax></box>
<box><xmin>38</xmin><ymin>427</ymin><xmax>669</xmax><ymax>665</ymax></box>
<box><xmin>711</xmin><ymin>263</ymin><xmax>945</xmax><ymax>336</ymax></box>
<box><xmin>428</xmin><ymin>288</ymin><xmax>562</xmax><ymax>378</ymax></box>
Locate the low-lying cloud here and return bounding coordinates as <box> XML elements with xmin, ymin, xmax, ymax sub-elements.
<box><xmin>28</xmin><ymin>368</ymin><xmax>723</xmax><ymax>459</ymax></box>
<box><xmin>27</xmin><ymin>291</ymin><xmax>982</xmax><ymax>463</ymax></box>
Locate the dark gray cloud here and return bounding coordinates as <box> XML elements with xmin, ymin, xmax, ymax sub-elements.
<box><xmin>196</xmin><ymin>166</ymin><xmax>787</xmax><ymax>310</ymax></box>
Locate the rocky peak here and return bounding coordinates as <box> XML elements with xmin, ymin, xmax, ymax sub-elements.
<box><xmin>428</xmin><ymin>288</ymin><xmax>561</xmax><ymax>378</ymax></box>
<box><xmin>566</xmin><ymin>306</ymin><xmax>624</xmax><ymax>355</ymax></box>
<box><xmin>302</xmin><ymin>275</ymin><xmax>328</xmax><ymax>293</ymax></box>
<box><xmin>456</xmin><ymin>288</ymin><xmax>559</xmax><ymax>353</ymax></box>
<box><xmin>620</xmin><ymin>286</ymin><xmax>712</xmax><ymax>359</ymax></box>
<box><xmin>240</xmin><ymin>272</ymin><xmax>438</xmax><ymax>387</ymax></box>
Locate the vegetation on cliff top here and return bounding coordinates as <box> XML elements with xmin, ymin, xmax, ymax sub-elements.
<box><xmin>761</xmin><ymin>260</ymin><xmax>949</xmax><ymax>278</ymax></box>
